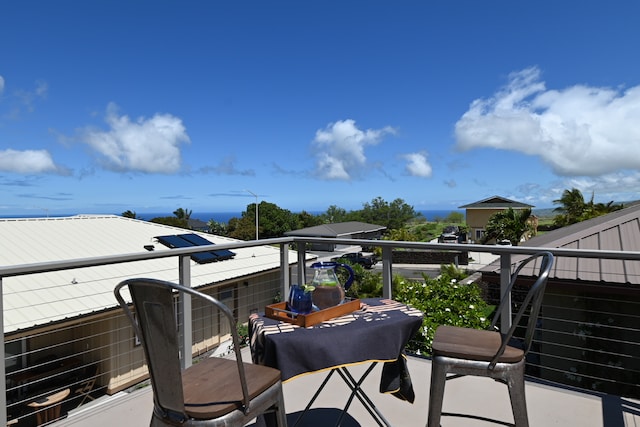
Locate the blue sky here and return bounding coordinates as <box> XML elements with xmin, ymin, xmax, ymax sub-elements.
<box><xmin>1</xmin><ymin>2</ymin><xmax>639</xmax><ymax>217</ymax></box>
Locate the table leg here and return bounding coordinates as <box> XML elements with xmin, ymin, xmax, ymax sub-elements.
<box><xmin>292</xmin><ymin>369</ymin><xmax>337</xmax><ymax>427</ymax></box>
<box><xmin>292</xmin><ymin>363</ymin><xmax>392</xmax><ymax>427</ymax></box>
<box><xmin>336</xmin><ymin>365</ymin><xmax>391</xmax><ymax>427</ymax></box>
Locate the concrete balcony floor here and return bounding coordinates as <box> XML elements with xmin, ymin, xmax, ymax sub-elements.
<box><xmin>52</xmin><ymin>350</ymin><xmax>639</xmax><ymax>427</ymax></box>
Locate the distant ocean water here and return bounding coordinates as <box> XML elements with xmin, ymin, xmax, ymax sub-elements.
<box><xmin>0</xmin><ymin>207</ymin><xmax>554</xmax><ymax>222</ymax></box>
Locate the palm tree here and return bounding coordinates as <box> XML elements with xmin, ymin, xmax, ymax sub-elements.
<box><xmin>121</xmin><ymin>210</ymin><xmax>138</xmax><ymax>219</ymax></box>
<box><xmin>592</xmin><ymin>200</ymin><xmax>623</xmax><ymax>216</ymax></box>
<box><xmin>554</xmin><ymin>188</ymin><xmax>623</xmax><ymax>226</ymax></box>
<box><xmin>481</xmin><ymin>208</ymin><xmax>534</xmax><ymax>246</ymax></box>
<box><xmin>173</xmin><ymin>208</ymin><xmax>192</xmax><ymax>220</ymax></box>
<box><xmin>207</xmin><ymin>219</ymin><xmax>228</xmax><ymax>236</ymax></box>
<box><xmin>582</xmin><ymin>192</ymin><xmax>623</xmax><ymax>220</ymax></box>
<box><xmin>553</xmin><ymin>188</ymin><xmax>586</xmax><ymax>226</ymax></box>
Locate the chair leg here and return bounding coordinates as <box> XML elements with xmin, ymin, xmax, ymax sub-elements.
<box><xmin>507</xmin><ymin>368</ymin><xmax>529</xmax><ymax>427</ymax></box>
<box><xmin>274</xmin><ymin>386</ymin><xmax>288</xmax><ymax>427</ymax></box>
<box><xmin>427</xmin><ymin>358</ymin><xmax>447</xmax><ymax>427</ymax></box>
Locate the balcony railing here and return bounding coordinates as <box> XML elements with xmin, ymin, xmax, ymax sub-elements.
<box><xmin>2</xmin><ymin>236</ymin><xmax>640</xmax><ymax>426</ymax></box>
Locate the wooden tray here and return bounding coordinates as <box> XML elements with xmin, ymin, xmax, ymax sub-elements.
<box><xmin>265</xmin><ymin>298</ymin><xmax>361</xmax><ymax>327</ymax></box>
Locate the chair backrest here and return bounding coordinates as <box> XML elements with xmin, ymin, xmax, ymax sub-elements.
<box><xmin>114</xmin><ymin>278</ymin><xmax>250</xmax><ymax>422</ymax></box>
<box><xmin>489</xmin><ymin>251</ymin><xmax>554</xmax><ymax>367</ymax></box>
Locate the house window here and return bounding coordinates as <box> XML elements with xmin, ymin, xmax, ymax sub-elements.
<box><xmin>5</xmin><ymin>339</ymin><xmax>27</xmax><ymax>373</ymax></box>
<box><xmin>475</xmin><ymin>229</ymin><xmax>484</xmax><ymax>240</ymax></box>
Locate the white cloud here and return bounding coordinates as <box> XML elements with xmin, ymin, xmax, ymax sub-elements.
<box><xmin>402</xmin><ymin>152</ymin><xmax>432</xmax><ymax>177</ymax></box>
<box><xmin>312</xmin><ymin>119</ymin><xmax>396</xmax><ymax>180</ymax></box>
<box><xmin>83</xmin><ymin>103</ymin><xmax>190</xmax><ymax>173</ymax></box>
<box><xmin>455</xmin><ymin>66</ymin><xmax>640</xmax><ymax>176</ymax></box>
<box><xmin>0</xmin><ymin>149</ymin><xmax>59</xmax><ymax>174</ymax></box>
<box><xmin>0</xmin><ymin>75</ymin><xmax>4</xmax><ymax>95</ymax></box>
<box><xmin>562</xmin><ymin>172</ymin><xmax>640</xmax><ymax>199</ymax></box>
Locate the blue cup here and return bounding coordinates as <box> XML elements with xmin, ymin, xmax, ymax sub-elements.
<box><xmin>288</xmin><ymin>284</ymin><xmax>313</xmax><ymax>314</ymax></box>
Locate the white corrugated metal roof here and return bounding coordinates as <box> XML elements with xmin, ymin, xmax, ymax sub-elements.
<box><xmin>0</xmin><ymin>215</ymin><xmax>296</xmax><ymax>334</ymax></box>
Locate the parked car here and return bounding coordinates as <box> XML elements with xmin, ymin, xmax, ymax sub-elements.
<box><xmin>438</xmin><ymin>233</ymin><xmax>459</xmax><ymax>243</ymax></box>
<box><xmin>331</xmin><ymin>252</ymin><xmax>377</xmax><ymax>269</ymax></box>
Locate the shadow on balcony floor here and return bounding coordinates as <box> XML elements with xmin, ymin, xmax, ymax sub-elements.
<box><xmin>248</xmin><ymin>408</ymin><xmax>361</xmax><ymax>427</ymax></box>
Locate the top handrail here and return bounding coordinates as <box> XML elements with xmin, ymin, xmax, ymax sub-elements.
<box><xmin>2</xmin><ymin>236</ymin><xmax>640</xmax><ymax>279</ymax></box>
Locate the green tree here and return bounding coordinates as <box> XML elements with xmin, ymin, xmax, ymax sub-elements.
<box><xmin>173</xmin><ymin>208</ymin><xmax>192</xmax><ymax>220</ymax></box>
<box><xmin>444</xmin><ymin>211</ymin><xmax>465</xmax><ymax>223</ymax></box>
<box><xmin>481</xmin><ymin>208</ymin><xmax>534</xmax><ymax>246</ymax></box>
<box><xmin>257</xmin><ymin>202</ymin><xmax>300</xmax><ymax>238</ymax></box>
<box><xmin>228</xmin><ymin>201</ymin><xmax>300</xmax><ymax>240</ymax></box>
<box><xmin>121</xmin><ymin>210</ymin><xmax>139</xmax><ymax>219</ymax></box>
<box><xmin>553</xmin><ymin>188</ymin><xmax>622</xmax><ymax>227</ymax></box>
<box><xmin>358</xmin><ymin>197</ymin><xmax>419</xmax><ymax>230</ymax></box>
<box><xmin>150</xmin><ymin>216</ymin><xmax>188</xmax><ymax>228</ymax></box>
<box><xmin>297</xmin><ymin>210</ymin><xmax>323</xmax><ymax>229</ymax></box>
<box><xmin>318</xmin><ymin>205</ymin><xmax>349</xmax><ymax>223</ymax></box>
<box><xmin>582</xmin><ymin>192</ymin><xmax>623</xmax><ymax>220</ymax></box>
<box><xmin>207</xmin><ymin>219</ymin><xmax>228</xmax><ymax>236</ymax></box>
<box><xmin>553</xmin><ymin>188</ymin><xmax>586</xmax><ymax>226</ymax></box>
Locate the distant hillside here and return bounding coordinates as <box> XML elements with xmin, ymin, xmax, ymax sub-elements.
<box><xmin>532</xmin><ymin>208</ymin><xmax>555</xmax><ymax>219</ymax></box>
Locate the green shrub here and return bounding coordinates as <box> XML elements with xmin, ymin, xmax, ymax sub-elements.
<box><xmin>236</xmin><ymin>323</ymin><xmax>249</xmax><ymax>347</ymax></box>
<box><xmin>337</xmin><ymin>263</ymin><xmax>491</xmax><ymax>356</ymax></box>
<box><xmin>344</xmin><ymin>263</ymin><xmax>383</xmax><ymax>299</ymax></box>
<box><xmin>394</xmin><ymin>267</ymin><xmax>491</xmax><ymax>356</ymax></box>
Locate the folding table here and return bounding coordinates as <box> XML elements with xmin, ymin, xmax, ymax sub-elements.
<box><xmin>249</xmin><ymin>298</ymin><xmax>423</xmax><ymax>426</ymax></box>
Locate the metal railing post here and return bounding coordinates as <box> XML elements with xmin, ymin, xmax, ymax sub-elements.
<box><xmin>296</xmin><ymin>245</ymin><xmax>307</xmax><ymax>290</ymax></box>
<box><xmin>280</xmin><ymin>243</ymin><xmax>291</xmax><ymax>300</ymax></box>
<box><xmin>1</xmin><ymin>277</ymin><xmax>7</xmax><ymax>427</ymax></box>
<box><xmin>381</xmin><ymin>246</ymin><xmax>393</xmax><ymax>299</ymax></box>
<box><xmin>178</xmin><ymin>255</ymin><xmax>192</xmax><ymax>369</ymax></box>
<box><xmin>500</xmin><ymin>253</ymin><xmax>512</xmax><ymax>334</ymax></box>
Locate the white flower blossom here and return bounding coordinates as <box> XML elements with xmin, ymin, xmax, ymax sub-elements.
<box><xmin>445</xmin><ymin>308</ymin><xmax>451</xmax><ymax>312</ymax></box>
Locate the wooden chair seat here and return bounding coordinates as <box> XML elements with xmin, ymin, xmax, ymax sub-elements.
<box><xmin>432</xmin><ymin>325</ymin><xmax>524</xmax><ymax>364</ymax></box>
<box><xmin>183</xmin><ymin>357</ymin><xmax>282</xmax><ymax>419</ymax></box>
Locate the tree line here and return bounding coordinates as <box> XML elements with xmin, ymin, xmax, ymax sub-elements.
<box><xmin>122</xmin><ymin>197</ymin><xmax>422</xmax><ymax>241</ymax></box>
<box><xmin>121</xmin><ymin>188</ymin><xmax>626</xmax><ymax>244</ymax></box>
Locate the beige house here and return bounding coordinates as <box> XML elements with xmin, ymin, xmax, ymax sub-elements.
<box><xmin>2</xmin><ymin>215</ymin><xmax>295</xmax><ymax>400</ymax></box>
<box><xmin>459</xmin><ymin>195</ymin><xmax>534</xmax><ymax>243</ymax></box>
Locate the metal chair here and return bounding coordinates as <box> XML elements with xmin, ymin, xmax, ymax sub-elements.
<box><xmin>114</xmin><ymin>278</ymin><xmax>287</xmax><ymax>427</ymax></box>
<box><xmin>74</xmin><ymin>364</ymin><xmax>98</xmax><ymax>407</ymax></box>
<box><xmin>427</xmin><ymin>251</ymin><xmax>554</xmax><ymax>427</ymax></box>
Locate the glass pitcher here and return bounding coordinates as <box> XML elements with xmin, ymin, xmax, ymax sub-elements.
<box><xmin>309</xmin><ymin>261</ymin><xmax>354</xmax><ymax>310</ymax></box>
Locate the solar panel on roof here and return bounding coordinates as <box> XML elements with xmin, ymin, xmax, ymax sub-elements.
<box><xmin>192</xmin><ymin>252</ymin><xmax>219</xmax><ymax>264</ymax></box>
<box><xmin>180</xmin><ymin>233</ymin><xmax>215</xmax><ymax>246</ymax></box>
<box><xmin>179</xmin><ymin>233</ymin><xmax>236</xmax><ymax>258</ymax></box>
<box><xmin>154</xmin><ymin>234</ymin><xmax>235</xmax><ymax>264</ymax></box>
<box><xmin>156</xmin><ymin>235</ymin><xmax>194</xmax><ymax>248</ymax></box>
